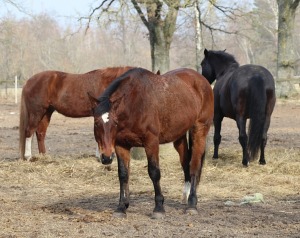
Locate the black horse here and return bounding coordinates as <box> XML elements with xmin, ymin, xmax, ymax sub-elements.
<box><xmin>201</xmin><ymin>49</ymin><xmax>276</xmax><ymax>166</ymax></box>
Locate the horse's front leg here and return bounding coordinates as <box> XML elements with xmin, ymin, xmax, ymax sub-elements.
<box><xmin>114</xmin><ymin>146</ymin><xmax>131</xmax><ymax>218</ymax></box>
<box><xmin>145</xmin><ymin>138</ymin><xmax>165</xmax><ymax>219</ymax></box>
<box><xmin>213</xmin><ymin>113</ymin><xmax>223</xmax><ymax>159</ymax></box>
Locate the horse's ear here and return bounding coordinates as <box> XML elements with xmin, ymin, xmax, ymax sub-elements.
<box><xmin>87</xmin><ymin>92</ymin><xmax>99</xmax><ymax>111</ymax></box>
<box><xmin>204</xmin><ymin>48</ymin><xmax>209</xmax><ymax>57</ymax></box>
<box><xmin>223</xmin><ymin>49</ymin><xmax>226</xmax><ymax>52</ymax></box>
<box><xmin>156</xmin><ymin>70</ymin><xmax>161</xmax><ymax>75</ymax></box>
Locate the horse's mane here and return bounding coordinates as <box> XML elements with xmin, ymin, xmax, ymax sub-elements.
<box><xmin>95</xmin><ymin>67</ymin><xmax>146</xmax><ymax>116</ymax></box>
<box><xmin>207</xmin><ymin>50</ymin><xmax>240</xmax><ymax>78</ymax></box>
<box><xmin>211</xmin><ymin>50</ymin><xmax>239</xmax><ymax>65</ymax></box>
<box><xmin>100</xmin><ymin>66</ymin><xmax>134</xmax><ymax>79</ymax></box>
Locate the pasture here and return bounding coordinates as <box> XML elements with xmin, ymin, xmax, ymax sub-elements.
<box><xmin>0</xmin><ymin>98</ymin><xmax>299</xmax><ymax>237</ymax></box>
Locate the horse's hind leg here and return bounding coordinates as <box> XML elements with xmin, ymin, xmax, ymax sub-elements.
<box><xmin>23</xmin><ymin>123</ymin><xmax>38</xmax><ymax>161</ymax></box>
<box><xmin>36</xmin><ymin>109</ymin><xmax>54</xmax><ymax>155</ymax></box>
<box><xmin>260</xmin><ymin>92</ymin><xmax>275</xmax><ymax>165</ymax></box>
<box><xmin>23</xmin><ymin>109</ymin><xmax>50</xmax><ymax>160</ymax></box>
<box><xmin>187</xmin><ymin>123</ymin><xmax>209</xmax><ymax>214</ymax></box>
<box><xmin>173</xmin><ymin>135</ymin><xmax>190</xmax><ymax>204</ymax></box>
<box><xmin>236</xmin><ymin>117</ymin><xmax>250</xmax><ymax>166</ymax></box>
<box><xmin>259</xmin><ymin>116</ymin><xmax>271</xmax><ymax>165</ymax></box>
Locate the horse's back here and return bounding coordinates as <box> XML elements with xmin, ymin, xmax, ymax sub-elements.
<box><xmin>164</xmin><ymin>68</ymin><xmax>214</xmax><ymax>120</ymax></box>
<box><xmin>164</xmin><ymin>68</ymin><xmax>213</xmax><ymax>100</ymax></box>
<box><xmin>234</xmin><ymin>64</ymin><xmax>275</xmax><ymax>89</ymax></box>
<box><xmin>230</xmin><ymin>64</ymin><xmax>276</xmax><ymax>117</ymax></box>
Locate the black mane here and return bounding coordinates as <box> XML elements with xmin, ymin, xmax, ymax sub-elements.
<box><xmin>210</xmin><ymin>50</ymin><xmax>239</xmax><ymax>66</ymax></box>
<box><xmin>206</xmin><ymin>50</ymin><xmax>240</xmax><ymax>79</ymax></box>
<box><xmin>94</xmin><ymin>67</ymin><xmax>146</xmax><ymax>116</ymax></box>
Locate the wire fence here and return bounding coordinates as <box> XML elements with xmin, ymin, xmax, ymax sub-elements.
<box><xmin>0</xmin><ymin>76</ymin><xmax>23</xmax><ymax>103</ymax></box>
<box><xmin>1</xmin><ymin>76</ymin><xmax>299</xmax><ymax>104</ymax></box>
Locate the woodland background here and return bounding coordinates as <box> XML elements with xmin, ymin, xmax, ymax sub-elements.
<box><xmin>0</xmin><ymin>0</ymin><xmax>300</xmax><ymax>94</ymax></box>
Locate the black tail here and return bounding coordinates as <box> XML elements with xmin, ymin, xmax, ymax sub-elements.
<box><xmin>95</xmin><ymin>68</ymin><xmax>141</xmax><ymax>116</ymax></box>
<box><xmin>247</xmin><ymin>76</ymin><xmax>266</xmax><ymax>160</ymax></box>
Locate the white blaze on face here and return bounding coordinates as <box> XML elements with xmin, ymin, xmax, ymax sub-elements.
<box><xmin>101</xmin><ymin>112</ymin><xmax>109</xmax><ymax>123</ymax></box>
<box><xmin>24</xmin><ymin>135</ymin><xmax>33</xmax><ymax>160</ymax></box>
<box><xmin>182</xmin><ymin>181</ymin><xmax>191</xmax><ymax>204</ymax></box>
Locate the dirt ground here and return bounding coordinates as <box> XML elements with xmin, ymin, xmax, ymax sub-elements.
<box><xmin>0</xmin><ymin>98</ymin><xmax>299</xmax><ymax>238</ymax></box>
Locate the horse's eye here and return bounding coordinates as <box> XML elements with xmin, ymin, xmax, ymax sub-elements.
<box><xmin>95</xmin><ymin>119</ymin><xmax>101</xmax><ymax>128</ymax></box>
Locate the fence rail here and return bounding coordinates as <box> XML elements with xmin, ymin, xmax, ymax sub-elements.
<box><xmin>275</xmin><ymin>76</ymin><xmax>300</xmax><ymax>83</ymax></box>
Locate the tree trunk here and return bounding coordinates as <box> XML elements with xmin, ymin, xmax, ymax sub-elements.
<box><xmin>194</xmin><ymin>0</ymin><xmax>203</xmax><ymax>72</ymax></box>
<box><xmin>132</xmin><ymin>0</ymin><xmax>179</xmax><ymax>73</ymax></box>
<box><xmin>149</xmin><ymin>26</ymin><xmax>170</xmax><ymax>73</ymax></box>
<box><xmin>276</xmin><ymin>0</ymin><xmax>300</xmax><ymax>97</ymax></box>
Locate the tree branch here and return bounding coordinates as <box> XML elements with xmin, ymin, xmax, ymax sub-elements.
<box><xmin>81</xmin><ymin>0</ymin><xmax>116</xmax><ymax>34</ymax></box>
<box><xmin>131</xmin><ymin>0</ymin><xmax>150</xmax><ymax>30</ymax></box>
<box><xmin>209</xmin><ymin>0</ymin><xmax>240</xmax><ymax>20</ymax></box>
<box><xmin>291</xmin><ymin>0</ymin><xmax>300</xmax><ymax>10</ymax></box>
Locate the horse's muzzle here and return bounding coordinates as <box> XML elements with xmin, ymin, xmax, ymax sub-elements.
<box><xmin>101</xmin><ymin>153</ymin><xmax>115</xmax><ymax>165</ymax></box>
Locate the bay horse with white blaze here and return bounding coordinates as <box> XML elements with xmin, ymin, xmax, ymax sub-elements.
<box><xmin>201</xmin><ymin>49</ymin><xmax>276</xmax><ymax>166</ymax></box>
<box><xmin>19</xmin><ymin>66</ymin><xmax>134</xmax><ymax>160</ymax></box>
<box><xmin>89</xmin><ymin>67</ymin><xmax>214</xmax><ymax>218</ymax></box>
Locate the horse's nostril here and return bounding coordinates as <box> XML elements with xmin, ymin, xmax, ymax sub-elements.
<box><xmin>101</xmin><ymin>154</ymin><xmax>114</xmax><ymax>165</ymax></box>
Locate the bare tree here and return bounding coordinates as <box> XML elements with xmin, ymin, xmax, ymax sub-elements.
<box><xmin>84</xmin><ymin>0</ymin><xmax>193</xmax><ymax>73</ymax></box>
<box><xmin>194</xmin><ymin>0</ymin><xmax>203</xmax><ymax>72</ymax></box>
<box><xmin>276</xmin><ymin>0</ymin><xmax>300</xmax><ymax>97</ymax></box>
<box><xmin>131</xmin><ymin>0</ymin><xmax>183</xmax><ymax>73</ymax></box>
<box><xmin>194</xmin><ymin>0</ymin><xmax>240</xmax><ymax>69</ymax></box>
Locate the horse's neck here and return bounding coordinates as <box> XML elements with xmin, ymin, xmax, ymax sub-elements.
<box><xmin>216</xmin><ymin>62</ymin><xmax>239</xmax><ymax>82</ymax></box>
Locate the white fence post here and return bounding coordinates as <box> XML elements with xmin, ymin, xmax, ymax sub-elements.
<box><xmin>15</xmin><ymin>75</ymin><xmax>18</xmax><ymax>104</ymax></box>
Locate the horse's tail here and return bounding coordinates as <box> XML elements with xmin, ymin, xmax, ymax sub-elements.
<box><xmin>247</xmin><ymin>76</ymin><xmax>266</xmax><ymax>161</ymax></box>
<box><xmin>19</xmin><ymin>89</ymin><xmax>28</xmax><ymax>160</ymax></box>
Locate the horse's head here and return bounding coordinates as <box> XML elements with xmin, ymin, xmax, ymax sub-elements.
<box><xmin>200</xmin><ymin>49</ymin><xmax>216</xmax><ymax>84</ymax></box>
<box><xmin>88</xmin><ymin>93</ymin><xmax>117</xmax><ymax>165</ymax></box>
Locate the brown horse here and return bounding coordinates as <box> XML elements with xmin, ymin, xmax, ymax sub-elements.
<box><xmin>89</xmin><ymin>67</ymin><xmax>214</xmax><ymax>218</ymax></box>
<box><xmin>19</xmin><ymin>66</ymin><xmax>134</xmax><ymax>160</ymax></box>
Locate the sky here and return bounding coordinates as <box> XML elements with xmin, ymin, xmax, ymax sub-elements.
<box><xmin>1</xmin><ymin>0</ymin><xmax>96</xmax><ymax>25</ymax></box>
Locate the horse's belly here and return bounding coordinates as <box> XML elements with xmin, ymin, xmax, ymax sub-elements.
<box><xmin>53</xmin><ymin>99</ymin><xmax>92</xmax><ymax>117</ymax></box>
<box><xmin>158</xmin><ymin>115</ymin><xmax>196</xmax><ymax>143</ymax></box>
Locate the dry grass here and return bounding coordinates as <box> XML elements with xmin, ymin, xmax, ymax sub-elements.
<box><xmin>1</xmin><ymin>143</ymin><xmax>298</xmax><ymax>207</ymax></box>
<box><xmin>0</xmin><ymin>99</ymin><xmax>299</xmax><ymax>237</ymax></box>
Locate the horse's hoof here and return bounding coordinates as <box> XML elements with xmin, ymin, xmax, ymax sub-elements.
<box><xmin>259</xmin><ymin>161</ymin><xmax>266</xmax><ymax>165</ymax></box>
<box><xmin>24</xmin><ymin>156</ymin><xmax>32</xmax><ymax>161</ymax></box>
<box><xmin>151</xmin><ymin>212</ymin><xmax>165</xmax><ymax>219</ymax></box>
<box><xmin>112</xmin><ymin>211</ymin><xmax>127</xmax><ymax>219</ymax></box>
<box><xmin>186</xmin><ymin>208</ymin><xmax>198</xmax><ymax>215</ymax></box>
